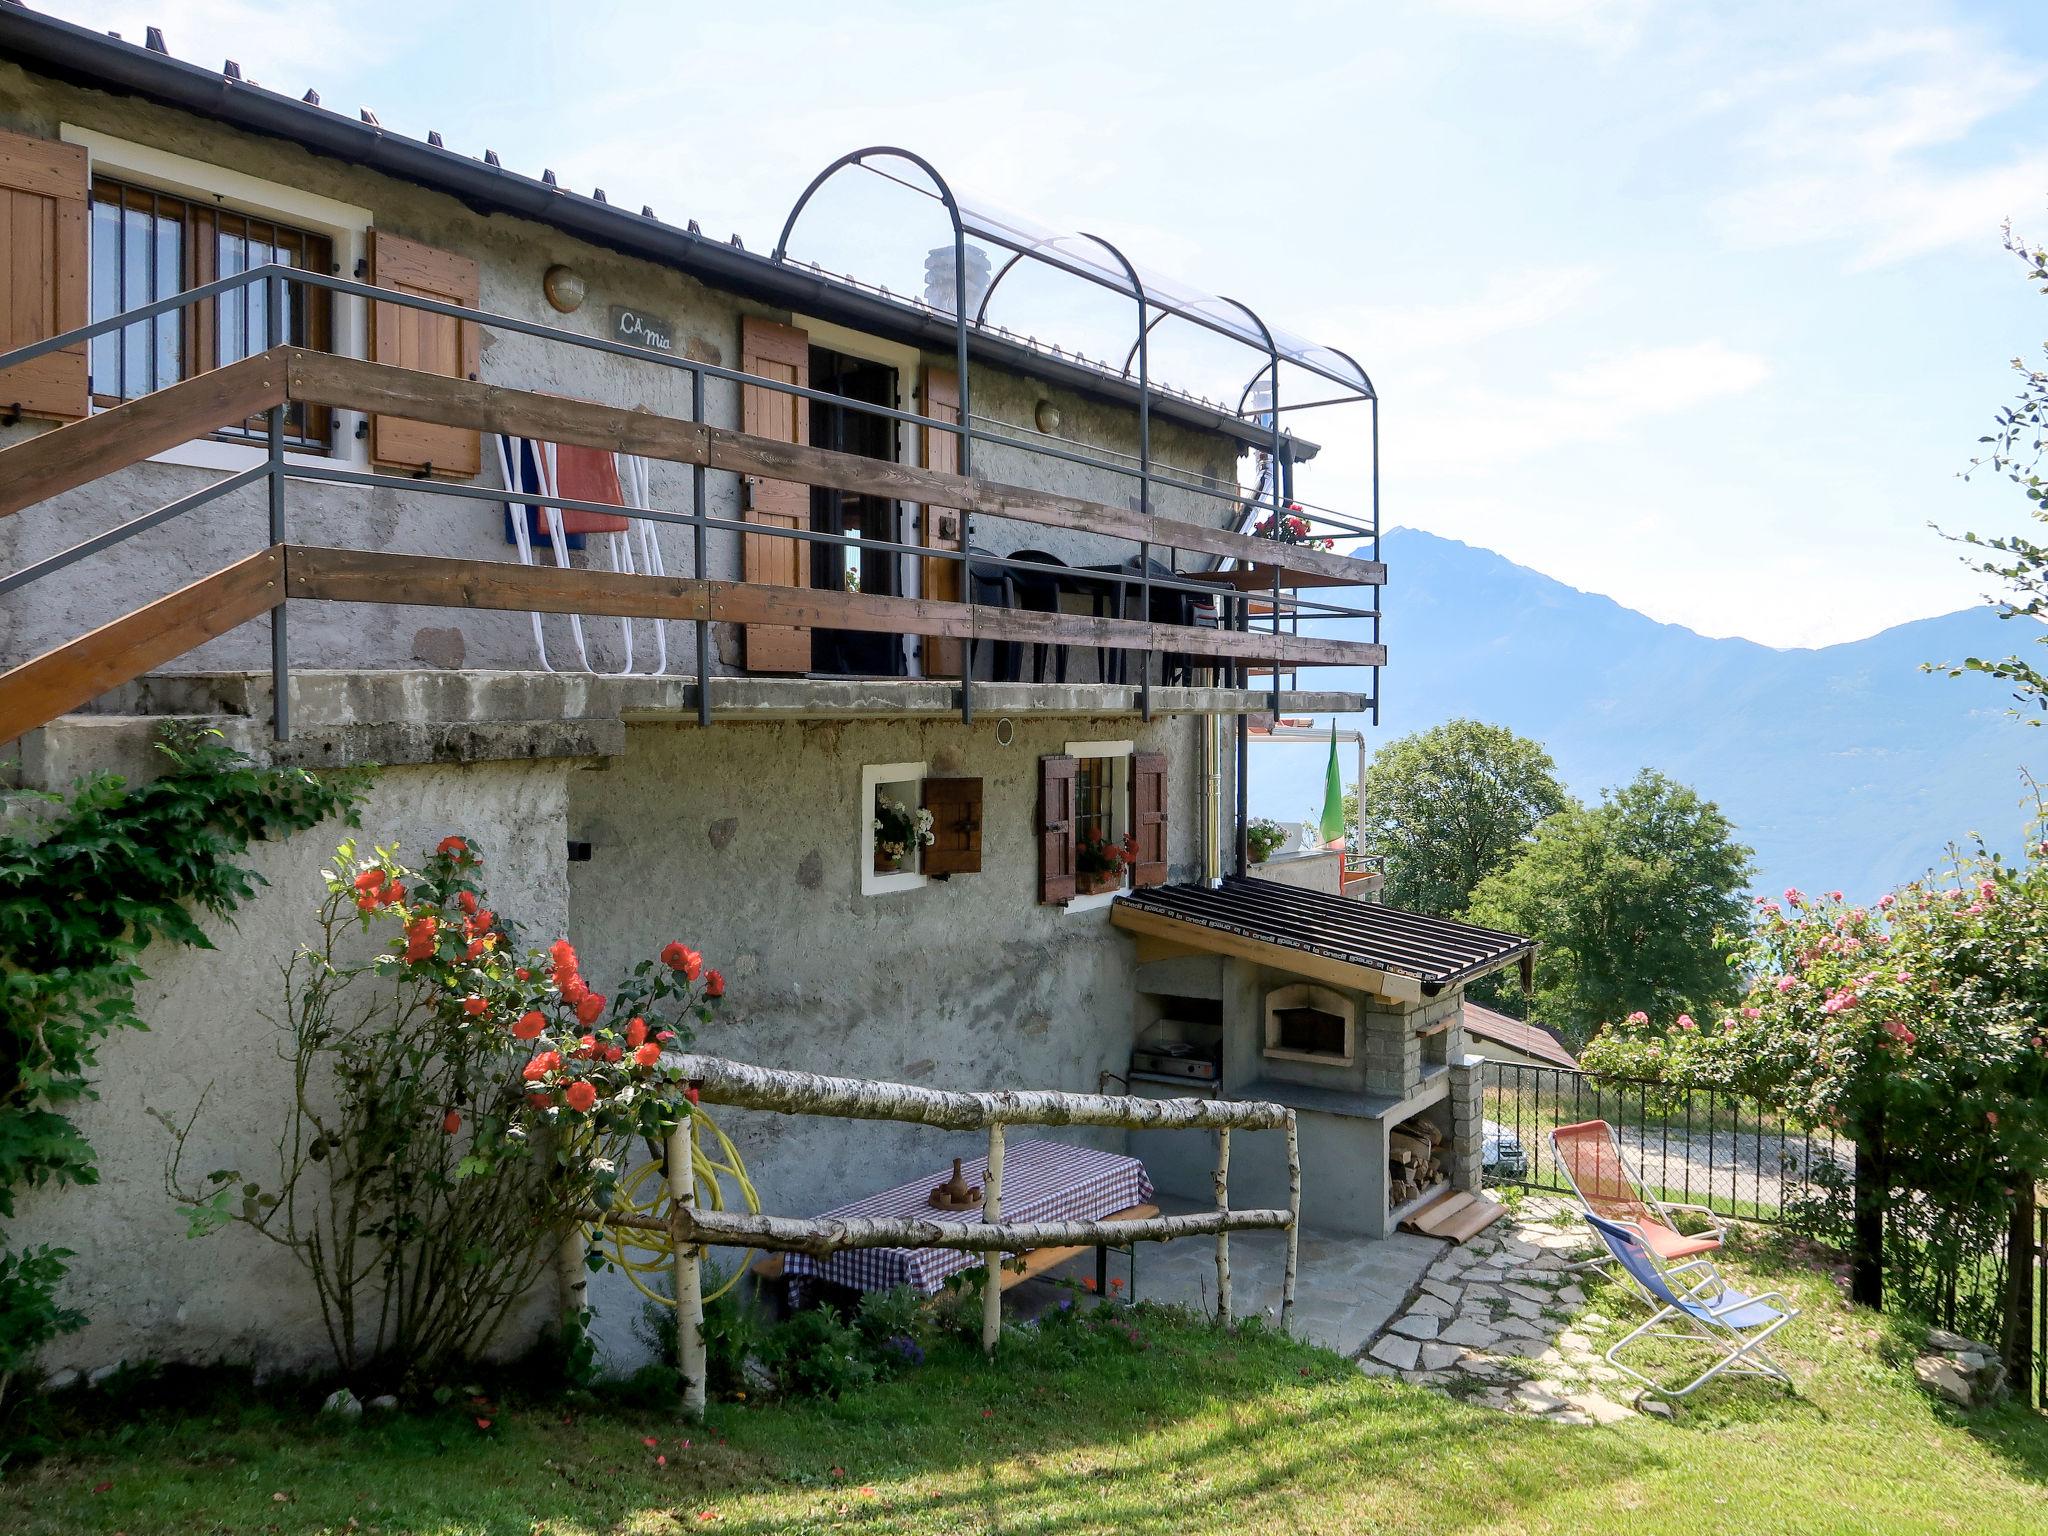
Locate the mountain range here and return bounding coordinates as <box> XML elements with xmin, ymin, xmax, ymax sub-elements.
<box><xmin>1248</xmin><ymin>527</ymin><xmax>2039</xmax><ymax>900</ymax></box>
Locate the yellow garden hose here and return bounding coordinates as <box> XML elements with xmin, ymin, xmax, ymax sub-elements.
<box><xmin>583</xmin><ymin>1106</ymin><xmax>762</xmax><ymax>1306</ymax></box>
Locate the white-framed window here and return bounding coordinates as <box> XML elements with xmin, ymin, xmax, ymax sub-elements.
<box><xmin>60</xmin><ymin>124</ymin><xmax>372</xmax><ymax>472</ymax></box>
<box><xmin>862</xmin><ymin>760</ymin><xmax>930</xmax><ymax>896</ymax></box>
<box><xmin>1065</xmin><ymin>736</ymin><xmax>1133</xmax><ymax>913</ymax></box>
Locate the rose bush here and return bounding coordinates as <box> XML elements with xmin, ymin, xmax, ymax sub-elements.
<box><xmin>164</xmin><ymin>833</ymin><xmax>724</xmax><ymax>1388</ymax></box>
<box><xmin>1581</xmin><ymin>835</ymin><xmax>2048</xmax><ymax>1373</ymax></box>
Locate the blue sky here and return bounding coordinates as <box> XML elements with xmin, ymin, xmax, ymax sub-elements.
<box><xmin>48</xmin><ymin>0</ymin><xmax>2048</xmax><ymax>646</ymax></box>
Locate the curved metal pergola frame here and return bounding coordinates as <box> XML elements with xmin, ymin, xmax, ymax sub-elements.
<box><xmin>772</xmin><ymin>146</ymin><xmax>1382</xmax><ymax>870</ymax></box>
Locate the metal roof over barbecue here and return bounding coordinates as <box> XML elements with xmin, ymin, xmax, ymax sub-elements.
<box><xmin>1112</xmin><ymin>878</ymin><xmax>1534</xmax><ymax>1001</ymax></box>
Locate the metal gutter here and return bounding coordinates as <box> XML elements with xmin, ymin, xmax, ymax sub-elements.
<box><xmin>0</xmin><ymin>3</ymin><xmax>1314</xmax><ymax>459</ymax></box>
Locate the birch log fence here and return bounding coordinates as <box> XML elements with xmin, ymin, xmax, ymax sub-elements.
<box><xmin>572</xmin><ymin>1054</ymin><xmax>1302</xmax><ymax>1419</ymax></box>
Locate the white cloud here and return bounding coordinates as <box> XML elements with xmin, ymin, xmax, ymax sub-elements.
<box><xmin>1710</xmin><ymin>25</ymin><xmax>2048</xmax><ymax>266</ymax></box>
<box><xmin>1397</xmin><ymin>339</ymin><xmax>1771</xmax><ymax>473</ymax></box>
<box><xmin>1431</xmin><ymin>0</ymin><xmax>1654</xmax><ymax>51</ymax></box>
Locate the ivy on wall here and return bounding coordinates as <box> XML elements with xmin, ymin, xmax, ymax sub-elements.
<box><xmin>0</xmin><ymin>730</ymin><xmax>364</xmax><ymax>1421</ymax></box>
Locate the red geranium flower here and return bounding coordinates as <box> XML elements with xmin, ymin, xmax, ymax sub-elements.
<box><xmin>513</xmin><ymin>1010</ymin><xmax>545</xmax><ymax>1041</ymax></box>
<box><xmin>705</xmin><ymin>970</ymin><xmax>725</xmax><ymax>999</ymax></box>
<box><xmin>564</xmin><ymin>1080</ymin><xmax>598</xmax><ymax>1112</ymax></box>
<box><xmin>634</xmin><ymin>1042</ymin><xmax>663</xmax><ymax>1068</ymax></box>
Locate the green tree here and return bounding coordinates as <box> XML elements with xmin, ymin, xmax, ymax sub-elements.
<box><xmin>1351</xmin><ymin>720</ymin><xmax>1571</xmax><ymax>915</ymax></box>
<box><xmin>1464</xmin><ymin>769</ymin><xmax>1753</xmax><ymax>1045</ymax></box>
<box><xmin>1937</xmin><ymin>220</ymin><xmax>2048</xmax><ymax>714</ymax></box>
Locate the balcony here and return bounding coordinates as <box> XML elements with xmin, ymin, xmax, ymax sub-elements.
<box><xmin>0</xmin><ymin>264</ymin><xmax>1386</xmax><ymax>747</ymax></box>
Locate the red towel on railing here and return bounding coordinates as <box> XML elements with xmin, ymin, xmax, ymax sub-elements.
<box><xmin>550</xmin><ymin>443</ymin><xmax>631</xmax><ymax>533</ymax></box>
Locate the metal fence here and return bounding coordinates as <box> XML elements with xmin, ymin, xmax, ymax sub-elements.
<box><xmin>1480</xmin><ymin>1061</ymin><xmax>1853</xmax><ymax>1223</ymax></box>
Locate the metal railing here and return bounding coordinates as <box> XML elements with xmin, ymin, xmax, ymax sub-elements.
<box><xmin>1480</xmin><ymin>1060</ymin><xmax>1850</xmax><ymax>1223</ymax></box>
<box><xmin>0</xmin><ymin>263</ymin><xmax>1386</xmax><ymax>752</ymax></box>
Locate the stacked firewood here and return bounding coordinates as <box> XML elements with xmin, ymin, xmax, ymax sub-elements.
<box><xmin>1388</xmin><ymin>1119</ymin><xmax>1446</xmax><ymax>1206</ymax></box>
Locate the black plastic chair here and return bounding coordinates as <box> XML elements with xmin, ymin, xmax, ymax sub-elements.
<box><xmin>965</xmin><ymin>545</ymin><xmax>1020</xmax><ymax>682</ymax></box>
<box><xmin>1080</xmin><ymin>555</ymin><xmax>1185</xmax><ymax>685</ymax></box>
<box><xmin>1008</xmin><ymin>548</ymin><xmax>1071</xmax><ymax>682</ymax></box>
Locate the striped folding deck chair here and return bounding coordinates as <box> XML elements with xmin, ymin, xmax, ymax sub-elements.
<box><xmin>1550</xmin><ymin>1118</ymin><xmax>1724</xmax><ymax>1273</ymax></box>
<box><xmin>1585</xmin><ymin>1211</ymin><xmax>1798</xmax><ymax>1399</ymax></box>
<box><xmin>497</xmin><ymin>433</ymin><xmax>670</xmax><ymax>675</ymax></box>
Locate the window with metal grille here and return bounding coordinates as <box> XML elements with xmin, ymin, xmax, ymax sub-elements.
<box><xmin>88</xmin><ymin>176</ymin><xmax>335</xmax><ymax>448</ymax></box>
<box><xmin>1076</xmin><ymin>756</ymin><xmax>1116</xmax><ymax>850</ymax></box>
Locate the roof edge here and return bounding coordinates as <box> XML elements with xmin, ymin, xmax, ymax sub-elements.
<box><xmin>0</xmin><ymin>6</ymin><xmax>1316</xmax><ymax>460</ymax></box>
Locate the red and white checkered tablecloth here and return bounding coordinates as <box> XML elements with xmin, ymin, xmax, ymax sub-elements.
<box><xmin>782</xmin><ymin>1138</ymin><xmax>1154</xmax><ymax>1295</ymax></box>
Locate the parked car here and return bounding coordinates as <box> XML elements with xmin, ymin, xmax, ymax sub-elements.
<box><xmin>1481</xmin><ymin>1119</ymin><xmax>1528</xmax><ymax>1181</ymax></box>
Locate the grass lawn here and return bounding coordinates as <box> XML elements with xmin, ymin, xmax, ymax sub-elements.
<box><xmin>7</xmin><ymin>1232</ymin><xmax>2046</xmax><ymax>1536</ymax></box>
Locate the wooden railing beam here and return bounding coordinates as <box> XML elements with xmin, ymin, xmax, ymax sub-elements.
<box><xmin>0</xmin><ymin>546</ymin><xmax>284</xmax><ymax>744</ymax></box>
<box><xmin>282</xmin><ymin>546</ymin><xmax>1387</xmax><ymax>670</ymax></box>
<box><xmin>281</xmin><ymin>351</ymin><xmax>1386</xmax><ymax>589</ymax></box>
<box><xmin>0</xmin><ymin>350</ymin><xmax>289</xmax><ymax>522</ymax></box>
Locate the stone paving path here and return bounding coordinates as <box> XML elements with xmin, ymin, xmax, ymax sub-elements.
<box><xmin>1357</xmin><ymin>1194</ymin><xmax>1665</xmax><ymax>1425</ymax></box>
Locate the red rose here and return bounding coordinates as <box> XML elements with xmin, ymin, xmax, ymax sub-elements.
<box><xmin>404</xmin><ymin>916</ymin><xmax>439</xmax><ymax>962</ymax></box>
<box><xmin>515</xmin><ymin>967</ymin><xmax>530</xmax><ymax>981</ymax></box>
<box><xmin>604</xmin><ymin>1044</ymin><xmax>623</xmax><ymax>1063</ymax></box>
<box><xmin>458</xmin><ymin>890</ymin><xmax>479</xmax><ymax>915</ymax></box>
<box><xmin>354</xmin><ymin>869</ymin><xmax>387</xmax><ymax>893</ymax></box>
<box><xmin>462</xmin><ymin>996</ymin><xmax>488</xmax><ymax>1017</ymax></box>
<box><xmin>661</xmin><ymin>942</ymin><xmax>703</xmax><ymax>980</ymax></box>
<box><xmin>705</xmin><ymin>970</ymin><xmax>725</xmax><ymax>999</ymax></box>
<box><xmin>634</xmin><ymin>1042</ymin><xmax>663</xmax><ymax>1068</ymax></box>
<box><xmin>625</xmin><ymin>1017</ymin><xmax>648</xmax><ymax>1048</ymax></box>
<box><xmin>442</xmin><ymin>1109</ymin><xmax>462</xmax><ymax>1135</ymax></box>
<box><xmin>522</xmin><ymin>1050</ymin><xmax>562</xmax><ymax>1082</ymax></box>
<box><xmin>526</xmin><ymin>1091</ymin><xmax>553</xmax><ymax>1110</ymax></box>
<box><xmin>564</xmin><ymin>1080</ymin><xmax>598</xmax><ymax>1113</ymax></box>
<box><xmin>437</xmin><ymin>835</ymin><xmax>468</xmax><ymax>857</ymax></box>
<box><xmin>550</xmin><ymin>938</ymin><xmax>578</xmax><ymax>971</ymax></box>
<box><xmin>513</xmin><ymin>1010</ymin><xmax>545</xmax><ymax>1040</ymax></box>
<box><xmin>466</xmin><ymin>939</ymin><xmax>487</xmax><ymax>961</ymax></box>
<box><xmin>577</xmin><ymin>1034</ymin><xmax>598</xmax><ymax>1058</ymax></box>
<box><xmin>656</xmin><ymin>1030</ymin><xmax>674</xmax><ymax>1043</ymax></box>
<box><xmin>575</xmin><ymin>993</ymin><xmax>606</xmax><ymax>1027</ymax></box>
<box><xmin>356</xmin><ymin>895</ymin><xmax>379</xmax><ymax>914</ymax></box>
<box><xmin>381</xmin><ymin>882</ymin><xmax>406</xmax><ymax>907</ymax></box>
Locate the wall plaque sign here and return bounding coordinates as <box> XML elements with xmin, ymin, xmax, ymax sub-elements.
<box><xmin>610</xmin><ymin>305</ymin><xmax>676</xmax><ymax>353</ymax></box>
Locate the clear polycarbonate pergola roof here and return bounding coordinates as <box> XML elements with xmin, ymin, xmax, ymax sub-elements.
<box><xmin>772</xmin><ymin>148</ymin><xmax>1375</xmax><ymax>407</ymax></box>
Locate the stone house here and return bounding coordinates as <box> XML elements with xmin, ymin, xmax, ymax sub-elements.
<box><xmin>0</xmin><ymin>8</ymin><xmax>1526</xmax><ymax>1376</ymax></box>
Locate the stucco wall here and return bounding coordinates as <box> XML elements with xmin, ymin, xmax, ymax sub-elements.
<box><xmin>11</xmin><ymin>758</ymin><xmax>574</xmax><ymax>1380</ymax></box>
<box><xmin>562</xmin><ymin>709</ymin><xmax>1220</xmax><ymax>1361</ymax></box>
<box><xmin>0</xmin><ymin>63</ymin><xmax>1245</xmax><ymax>681</ymax></box>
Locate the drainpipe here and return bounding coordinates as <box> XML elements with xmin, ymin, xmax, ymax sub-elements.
<box><xmin>1203</xmin><ymin>714</ymin><xmax>1222</xmax><ymax>885</ymax></box>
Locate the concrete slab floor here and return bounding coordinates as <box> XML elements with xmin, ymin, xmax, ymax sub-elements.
<box><xmin>1015</xmin><ymin>1195</ymin><xmax>1446</xmax><ymax>1360</ymax></box>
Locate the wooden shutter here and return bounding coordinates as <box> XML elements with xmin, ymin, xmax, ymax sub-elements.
<box><xmin>920</xmin><ymin>367</ymin><xmax>964</xmax><ymax>676</ymax></box>
<box><xmin>740</xmin><ymin>315</ymin><xmax>811</xmax><ymax>673</ymax></box>
<box><xmin>0</xmin><ymin>127</ymin><xmax>88</xmax><ymax>422</ymax></box>
<box><xmin>922</xmin><ymin>776</ymin><xmax>983</xmax><ymax>877</ymax></box>
<box><xmin>1130</xmin><ymin>750</ymin><xmax>1169</xmax><ymax>888</ymax></box>
<box><xmin>367</xmin><ymin>229</ymin><xmax>480</xmax><ymax>477</ymax></box>
<box><xmin>1039</xmin><ymin>754</ymin><xmax>1077</xmax><ymax>904</ymax></box>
